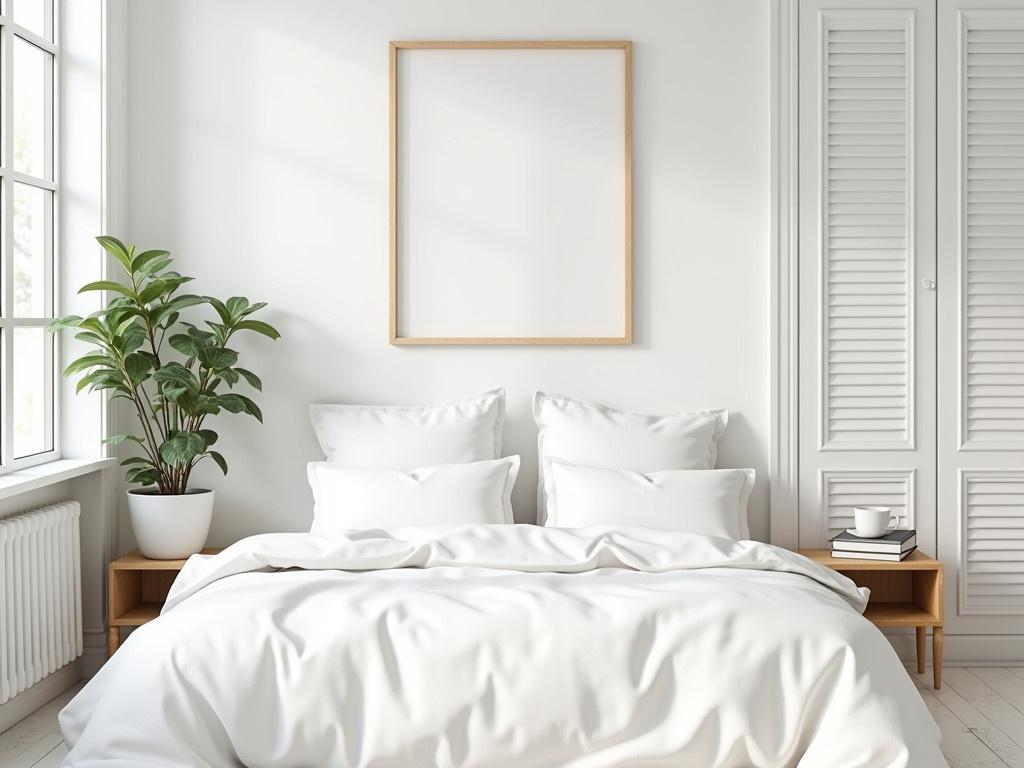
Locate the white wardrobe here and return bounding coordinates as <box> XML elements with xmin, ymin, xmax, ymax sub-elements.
<box><xmin>796</xmin><ymin>0</ymin><xmax>1024</xmax><ymax>647</ymax></box>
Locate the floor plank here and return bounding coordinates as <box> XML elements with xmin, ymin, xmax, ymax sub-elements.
<box><xmin>30</xmin><ymin>743</ymin><xmax>67</xmax><ymax>768</ymax></box>
<box><xmin>970</xmin><ymin>668</ymin><xmax>1024</xmax><ymax>716</ymax></box>
<box><xmin>943</xmin><ymin>668</ymin><xmax>1024</xmax><ymax>750</ymax></box>
<box><xmin>913</xmin><ymin>681</ymin><xmax>1009</xmax><ymax>768</ymax></box>
<box><xmin>914</xmin><ymin>672</ymin><xmax>1024</xmax><ymax>767</ymax></box>
<box><xmin>0</xmin><ymin>684</ymin><xmax>81</xmax><ymax>768</ymax></box>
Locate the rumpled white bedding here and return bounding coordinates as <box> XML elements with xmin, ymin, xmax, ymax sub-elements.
<box><xmin>59</xmin><ymin>525</ymin><xmax>943</xmax><ymax>767</ymax></box>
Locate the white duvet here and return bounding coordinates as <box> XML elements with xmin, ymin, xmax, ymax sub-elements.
<box><xmin>60</xmin><ymin>526</ymin><xmax>943</xmax><ymax>767</ymax></box>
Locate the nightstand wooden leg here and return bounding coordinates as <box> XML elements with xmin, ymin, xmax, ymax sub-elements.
<box><xmin>107</xmin><ymin>626</ymin><xmax>119</xmax><ymax>657</ymax></box>
<box><xmin>916</xmin><ymin>627</ymin><xmax>926</xmax><ymax>674</ymax></box>
<box><xmin>933</xmin><ymin>627</ymin><xmax>943</xmax><ymax>689</ymax></box>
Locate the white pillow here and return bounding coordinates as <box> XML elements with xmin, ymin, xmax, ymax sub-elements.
<box><xmin>308</xmin><ymin>456</ymin><xmax>520</xmax><ymax>532</ymax></box>
<box><xmin>533</xmin><ymin>391</ymin><xmax>728</xmax><ymax>523</ymax></box>
<box><xmin>310</xmin><ymin>388</ymin><xmax>505</xmax><ymax>469</ymax></box>
<box><xmin>546</xmin><ymin>462</ymin><xmax>754</xmax><ymax>540</ymax></box>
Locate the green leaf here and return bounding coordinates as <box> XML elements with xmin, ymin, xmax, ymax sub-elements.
<box><xmin>234</xmin><ymin>367</ymin><xmax>262</xmax><ymax>390</ymax></box>
<box><xmin>239</xmin><ymin>301</ymin><xmax>267</xmax><ymax>317</ymax></box>
<box><xmin>198</xmin><ymin>429</ymin><xmax>218</xmax><ymax>447</ymax></box>
<box><xmin>196</xmin><ymin>347</ymin><xmax>238</xmax><ymax>370</ymax></box>
<box><xmin>104</xmin><ymin>433</ymin><xmax>146</xmax><ymax>446</ymax></box>
<box><xmin>117</xmin><ymin>324</ymin><xmax>148</xmax><ymax>355</ymax></box>
<box><xmin>225</xmin><ymin>297</ymin><xmax>249</xmax><ymax>319</ymax></box>
<box><xmin>96</xmin><ymin>235</ymin><xmax>133</xmax><ymax>272</ymax></box>
<box><xmin>125</xmin><ymin>467</ymin><xmax>160</xmax><ymax>486</ymax></box>
<box><xmin>77</xmin><ymin>369</ymin><xmax>116</xmax><ymax>394</ymax></box>
<box><xmin>74</xmin><ymin>331</ymin><xmax>111</xmax><ymax>349</ymax></box>
<box><xmin>235</xmin><ymin>320</ymin><xmax>280</xmax><ymax>340</ymax></box>
<box><xmin>216</xmin><ymin>393</ymin><xmax>245</xmax><ymax>413</ymax></box>
<box><xmin>63</xmin><ymin>354</ymin><xmax>112</xmax><ymax>376</ymax></box>
<box><xmin>152</xmin><ymin>294</ymin><xmax>205</xmax><ymax>324</ymax></box>
<box><xmin>205</xmin><ymin>297</ymin><xmax>232</xmax><ymax>325</ymax></box>
<box><xmin>169</xmin><ymin>333</ymin><xmax>202</xmax><ymax>357</ymax></box>
<box><xmin>131</xmin><ymin>249</ymin><xmax>171</xmax><ymax>275</ymax></box>
<box><xmin>152</xmin><ymin>362</ymin><xmax>197</xmax><ymax>387</ymax></box>
<box><xmin>138</xmin><ymin>280</ymin><xmax>170</xmax><ymax>305</ymax></box>
<box><xmin>47</xmin><ymin>315</ymin><xmax>83</xmax><ymax>332</ymax></box>
<box><xmin>120</xmin><ymin>456</ymin><xmax>154</xmax><ymax>467</ymax></box>
<box><xmin>159</xmin><ymin>432</ymin><xmax>206</xmax><ymax>466</ymax></box>
<box><xmin>236</xmin><ymin>394</ymin><xmax>263</xmax><ymax>422</ymax></box>
<box><xmin>209</xmin><ymin>451</ymin><xmax>228</xmax><ymax>475</ymax></box>
<box><xmin>162</xmin><ymin>385</ymin><xmax>188</xmax><ymax>403</ymax></box>
<box><xmin>124</xmin><ymin>352</ymin><xmax>153</xmax><ymax>385</ymax></box>
<box><xmin>78</xmin><ymin>280</ymin><xmax>134</xmax><ymax>298</ymax></box>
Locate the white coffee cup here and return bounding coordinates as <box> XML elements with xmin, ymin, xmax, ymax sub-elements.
<box><xmin>853</xmin><ymin>506</ymin><xmax>900</xmax><ymax>538</ymax></box>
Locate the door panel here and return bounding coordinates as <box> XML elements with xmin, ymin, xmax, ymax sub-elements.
<box><xmin>938</xmin><ymin>0</ymin><xmax>1024</xmax><ymax>634</ymax></box>
<box><xmin>798</xmin><ymin>0</ymin><xmax>937</xmax><ymax>549</ymax></box>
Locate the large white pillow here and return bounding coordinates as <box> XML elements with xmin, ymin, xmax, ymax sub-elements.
<box><xmin>310</xmin><ymin>388</ymin><xmax>505</xmax><ymax>469</ymax></box>
<box><xmin>546</xmin><ymin>462</ymin><xmax>754</xmax><ymax>540</ymax></box>
<box><xmin>533</xmin><ymin>391</ymin><xmax>728</xmax><ymax>523</ymax></box>
<box><xmin>308</xmin><ymin>456</ymin><xmax>520</xmax><ymax>532</ymax></box>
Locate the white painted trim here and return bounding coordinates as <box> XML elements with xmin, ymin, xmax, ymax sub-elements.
<box><xmin>0</xmin><ymin>457</ymin><xmax>114</xmax><ymax>502</ymax></box>
<box><xmin>79</xmin><ymin>630</ymin><xmax>107</xmax><ymax>679</ymax></box>
<box><xmin>0</xmin><ymin>662</ymin><xmax>79</xmax><ymax>734</ymax></box>
<box><xmin>770</xmin><ymin>0</ymin><xmax>799</xmax><ymax>548</ymax></box>
<box><xmin>886</xmin><ymin>632</ymin><xmax>1024</xmax><ymax>664</ymax></box>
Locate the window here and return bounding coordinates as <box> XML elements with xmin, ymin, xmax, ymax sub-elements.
<box><xmin>0</xmin><ymin>0</ymin><xmax>57</xmax><ymax>471</ymax></box>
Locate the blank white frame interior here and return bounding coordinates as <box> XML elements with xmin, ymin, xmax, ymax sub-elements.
<box><xmin>389</xmin><ymin>41</ymin><xmax>633</xmax><ymax>345</ymax></box>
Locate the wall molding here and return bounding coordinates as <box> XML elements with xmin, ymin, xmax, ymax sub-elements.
<box><xmin>770</xmin><ymin>0</ymin><xmax>799</xmax><ymax>548</ymax></box>
<box><xmin>887</xmin><ymin>631</ymin><xmax>1024</xmax><ymax>664</ymax></box>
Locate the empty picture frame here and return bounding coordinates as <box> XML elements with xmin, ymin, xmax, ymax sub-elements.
<box><xmin>389</xmin><ymin>41</ymin><xmax>633</xmax><ymax>345</ymax></box>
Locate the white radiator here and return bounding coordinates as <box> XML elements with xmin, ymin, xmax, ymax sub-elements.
<box><xmin>0</xmin><ymin>501</ymin><xmax>82</xmax><ymax>705</ymax></box>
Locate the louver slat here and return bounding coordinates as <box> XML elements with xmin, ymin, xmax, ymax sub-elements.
<box><xmin>964</xmin><ymin>27</ymin><xmax>1024</xmax><ymax>447</ymax></box>
<box><xmin>823</xmin><ymin>471</ymin><xmax>914</xmax><ymax>538</ymax></box>
<box><xmin>824</xmin><ymin>21</ymin><xmax>912</xmax><ymax>448</ymax></box>
<box><xmin>962</xmin><ymin>473</ymin><xmax>1024</xmax><ymax>613</ymax></box>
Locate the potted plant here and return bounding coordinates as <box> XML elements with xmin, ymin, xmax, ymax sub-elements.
<box><xmin>49</xmin><ymin>236</ymin><xmax>280</xmax><ymax>559</ymax></box>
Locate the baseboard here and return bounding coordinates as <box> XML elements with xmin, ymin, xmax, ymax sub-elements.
<box><xmin>885</xmin><ymin>631</ymin><xmax>1024</xmax><ymax>664</ymax></box>
<box><xmin>80</xmin><ymin>628</ymin><xmax>108</xmax><ymax>678</ymax></box>
<box><xmin>0</xmin><ymin>662</ymin><xmax>81</xmax><ymax>734</ymax></box>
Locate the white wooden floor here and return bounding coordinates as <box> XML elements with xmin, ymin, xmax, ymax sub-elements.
<box><xmin>1</xmin><ymin>670</ymin><xmax>1024</xmax><ymax>767</ymax></box>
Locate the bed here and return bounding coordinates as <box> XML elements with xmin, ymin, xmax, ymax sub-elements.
<box><xmin>59</xmin><ymin>525</ymin><xmax>944</xmax><ymax>767</ymax></box>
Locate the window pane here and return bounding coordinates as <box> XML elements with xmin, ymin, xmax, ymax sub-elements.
<box><xmin>12</xmin><ymin>183</ymin><xmax>50</xmax><ymax>317</ymax></box>
<box><xmin>12</xmin><ymin>326</ymin><xmax>53</xmax><ymax>458</ymax></box>
<box><xmin>13</xmin><ymin>38</ymin><xmax>52</xmax><ymax>179</ymax></box>
<box><xmin>13</xmin><ymin>0</ymin><xmax>52</xmax><ymax>40</ymax></box>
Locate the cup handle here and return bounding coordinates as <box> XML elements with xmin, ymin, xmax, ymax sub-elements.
<box><xmin>888</xmin><ymin>514</ymin><xmax>900</xmax><ymax>531</ymax></box>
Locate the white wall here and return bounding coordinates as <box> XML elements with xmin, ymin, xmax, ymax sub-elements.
<box><xmin>118</xmin><ymin>0</ymin><xmax>771</xmax><ymax>545</ymax></box>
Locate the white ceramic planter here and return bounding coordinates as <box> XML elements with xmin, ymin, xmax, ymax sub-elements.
<box><xmin>127</xmin><ymin>488</ymin><xmax>214</xmax><ymax>560</ymax></box>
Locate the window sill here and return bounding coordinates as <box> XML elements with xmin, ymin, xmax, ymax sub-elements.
<box><xmin>0</xmin><ymin>457</ymin><xmax>117</xmax><ymax>501</ymax></box>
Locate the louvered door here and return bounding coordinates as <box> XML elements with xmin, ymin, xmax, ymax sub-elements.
<box><xmin>938</xmin><ymin>0</ymin><xmax>1024</xmax><ymax>635</ymax></box>
<box><xmin>797</xmin><ymin>0</ymin><xmax>937</xmax><ymax>550</ymax></box>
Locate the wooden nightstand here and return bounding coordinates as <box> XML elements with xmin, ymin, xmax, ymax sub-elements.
<box><xmin>107</xmin><ymin>548</ymin><xmax>222</xmax><ymax>656</ymax></box>
<box><xmin>799</xmin><ymin>549</ymin><xmax>944</xmax><ymax>688</ymax></box>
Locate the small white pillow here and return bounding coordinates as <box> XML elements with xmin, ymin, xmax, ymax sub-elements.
<box><xmin>546</xmin><ymin>462</ymin><xmax>754</xmax><ymax>540</ymax></box>
<box><xmin>308</xmin><ymin>456</ymin><xmax>520</xmax><ymax>532</ymax></box>
<box><xmin>310</xmin><ymin>388</ymin><xmax>505</xmax><ymax>469</ymax></box>
<box><xmin>534</xmin><ymin>391</ymin><xmax>728</xmax><ymax>523</ymax></box>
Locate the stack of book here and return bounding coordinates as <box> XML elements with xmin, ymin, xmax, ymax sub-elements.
<box><xmin>830</xmin><ymin>529</ymin><xmax>917</xmax><ymax>561</ymax></box>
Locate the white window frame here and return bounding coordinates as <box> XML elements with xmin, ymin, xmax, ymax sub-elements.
<box><xmin>0</xmin><ymin>2</ymin><xmax>60</xmax><ymax>473</ymax></box>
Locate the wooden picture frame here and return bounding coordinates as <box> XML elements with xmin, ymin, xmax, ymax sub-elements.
<box><xmin>389</xmin><ymin>40</ymin><xmax>633</xmax><ymax>345</ymax></box>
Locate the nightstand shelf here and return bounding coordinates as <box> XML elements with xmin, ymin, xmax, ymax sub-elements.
<box><xmin>108</xmin><ymin>548</ymin><xmax>221</xmax><ymax>656</ymax></box>
<box><xmin>862</xmin><ymin>603</ymin><xmax>939</xmax><ymax>628</ymax></box>
<box><xmin>799</xmin><ymin>548</ymin><xmax>944</xmax><ymax>688</ymax></box>
<box><xmin>110</xmin><ymin>602</ymin><xmax>165</xmax><ymax>626</ymax></box>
